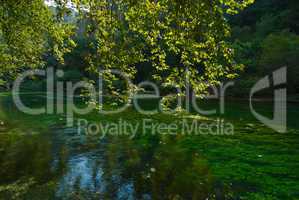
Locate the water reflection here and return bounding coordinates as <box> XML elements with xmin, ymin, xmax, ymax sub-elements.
<box><xmin>54</xmin><ymin>130</ymin><xmax>216</xmax><ymax>199</ymax></box>
<box><xmin>0</xmin><ymin>121</ymin><xmax>216</xmax><ymax>199</ymax></box>
<box><xmin>1</xmin><ymin>95</ymin><xmax>298</xmax><ymax>199</ymax></box>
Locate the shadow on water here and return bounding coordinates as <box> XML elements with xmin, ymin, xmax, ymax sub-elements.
<box><xmin>0</xmin><ymin>94</ymin><xmax>298</xmax><ymax>199</ymax></box>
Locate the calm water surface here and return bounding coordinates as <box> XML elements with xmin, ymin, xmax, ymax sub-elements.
<box><xmin>0</xmin><ymin>95</ymin><xmax>298</xmax><ymax>199</ymax></box>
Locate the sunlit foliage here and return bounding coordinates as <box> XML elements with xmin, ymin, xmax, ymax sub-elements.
<box><xmin>0</xmin><ymin>0</ymin><xmax>75</xmax><ymax>85</ymax></box>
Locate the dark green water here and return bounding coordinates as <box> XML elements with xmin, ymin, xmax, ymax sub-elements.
<box><xmin>0</xmin><ymin>94</ymin><xmax>298</xmax><ymax>199</ymax></box>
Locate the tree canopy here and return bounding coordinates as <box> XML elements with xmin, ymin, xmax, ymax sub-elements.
<box><xmin>72</xmin><ymin>0</ymin><xmax>254</xmax><ymax>103</ymax></box>
<box><xmin>0</xmin><ymin>0</ymin><xmax>74</xmax><ymax>85</ymax></box>
<box><xmin>0</xmin><ymin>0</ymin><xmax>255</xmax><ymax>98</ymax></box>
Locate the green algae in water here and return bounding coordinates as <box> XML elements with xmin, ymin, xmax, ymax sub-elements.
<box><xmin>0</xmin><ymin>95</ymin><xmax>298</xmax><ymax>199</ymax></box>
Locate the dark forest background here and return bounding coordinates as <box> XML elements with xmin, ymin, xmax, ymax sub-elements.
<box><xmin>229</xmin><ymin>0</ymin><xmax>299</xmax><ymax>98</ymax></box>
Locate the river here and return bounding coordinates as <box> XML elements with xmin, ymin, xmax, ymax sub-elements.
<box><xmin>0</xmin><ymin>94</ymin><xmax>298</xmax><ymax>199</ymax></box>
